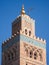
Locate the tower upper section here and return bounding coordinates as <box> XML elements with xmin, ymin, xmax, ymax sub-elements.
<box><xmin>12</xmin><ymin>5</ymin><xmax>35</xmax><ymax>36</ymax></box>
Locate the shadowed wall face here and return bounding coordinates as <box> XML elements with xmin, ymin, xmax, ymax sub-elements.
<box><xmin>2</xmin><ymin>35</ymin><xmax>20</xmax><ymax>65</ymax></box>
<box><xmin>12</xmin><ymin>17</ymin><xmax>21</xmax><ymax>35</ymax></box>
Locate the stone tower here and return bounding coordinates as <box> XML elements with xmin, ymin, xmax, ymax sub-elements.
<box><xmin>2</xmin><ymin>5</ymin><xmax>46</xmax><ymax>65</ymax></box>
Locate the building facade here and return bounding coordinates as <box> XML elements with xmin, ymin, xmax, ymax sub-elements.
<box><xmin>2</xmin><ymin>5</ymin><xmax>46</xmax><ymax>65</ymax></box>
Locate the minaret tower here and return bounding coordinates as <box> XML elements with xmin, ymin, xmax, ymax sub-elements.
<box><xmin>2</xmin><ymin>5</ymin><xmax>46</xmax><ymax>65</ymax></box>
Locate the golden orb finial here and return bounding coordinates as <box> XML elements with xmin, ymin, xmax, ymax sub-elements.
<box><xmin>21</xmin><ymin>5</ymin><xmax>25</xmax><ymax>15</ymax></box>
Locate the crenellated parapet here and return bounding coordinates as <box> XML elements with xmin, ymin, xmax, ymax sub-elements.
<box><xmin>2</xmin><ymin>33</ymin><xmax>19</xmax><ymax>46</ymax></box>
<box><xmin>33</xmin><ymin>36</ymin><xmax>46</xmax><ymax>44</ymax></box>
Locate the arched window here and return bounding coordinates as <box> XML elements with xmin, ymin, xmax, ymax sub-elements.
<box><xmin>29</xmin><ymin>31</ymin><xmax>31</xmax><ymax>36</ymax></box>
<box><xmin>25</xmin><ymin>29</ymin><xmax>27</xmax><ymax>35</ymax></box>
<box><xmin>8</xmin><ymin>54</ymin><xmax>10</xmax><ymax>60</ymax></box>
<box><xmin>30</xmin><ymin>51</ymin><xmax>33</xmax><ymax>58</ymax></box>
<box><xmin>34</xmin><ymin>52</ymin><xmax>37</xmax><ymax>60</ymax></box>
<box><xmin>12</xmin><ymin>48</ymin><xmax>16</xmax><ymax>59</ymax></box>
<box><xmin>11</xmin><ymin>52</ymin><xmax>14</xmax><ymax>59</ymax></box>
<box><xmin>25</xmin><ymin>48</ymin><xmax>28</xmax><ymax>56</ymax></box>
<box><xmin>39</xmin><ymin>53</ymin><xmax>42</xmax><ymax>61</ymax></box>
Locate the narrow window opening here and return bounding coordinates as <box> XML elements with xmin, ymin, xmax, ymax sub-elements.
<box><xmin>25</xmin><ymin>48</ymin><xmax>28</xmax><ymax>56</ymax></box>
<box><xmin>30</xmin><ymin>51</ymin><xmax>32</xmax><ymax>58</ymax></box>
<box><xmin>11</xmin><ymin>53</ymin><xmax>14</xmax><ymax>59</ymax></box>
<box><xmin>39</xmin><ymin>53</ymin><xmax>42</xmax><ymax>61</ymax></box>
<box><xmin>34</xmin><ymin>52</ymin><xmax>37</xmax><ymax>60</ymax></box>
<box><xmin>29</xmin><ymin>31</ymin><xmax>31</xmax><ymax>36</ymax></box>
<box><xmin>25</xmin><ymin>29</ymin><xmax>27</xmax><ymax>35</ymax></box>
<box><xmin>8</xmin><ymin>54</ymin><xmax>10</xmax><ymax>60</ymax></box>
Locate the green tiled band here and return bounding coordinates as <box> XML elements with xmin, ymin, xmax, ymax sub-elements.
<box><xmin>20</xmin><ymin>35</ymin><xmax>46</xmax><ymax>49</ymax></box>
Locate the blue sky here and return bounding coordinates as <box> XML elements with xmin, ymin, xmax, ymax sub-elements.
<box><xmin>0</xmin><ymin>0</ymin><xmax>49</xmax><ymax>65</ymax></box>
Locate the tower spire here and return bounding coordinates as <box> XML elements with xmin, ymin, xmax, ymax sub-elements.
<box><xmin>21</xmin><ymin>5</ymin><xmax>25</xmax><ymax>15</ymax></box>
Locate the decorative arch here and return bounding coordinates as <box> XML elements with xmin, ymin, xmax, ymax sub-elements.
<box><xmin>39</xmin><ymin>52</ymin><xmax>43</xmax><ymax>61</ymax></box>
<box><xmin>25</xmin><ymin>47</ymin><xmax>28</xmax><ymax>56</ymax></box>
<box><xmin>33</xmin><ymin>49</ymin><xmax>43</xmax><ymax>61</ymax></box>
